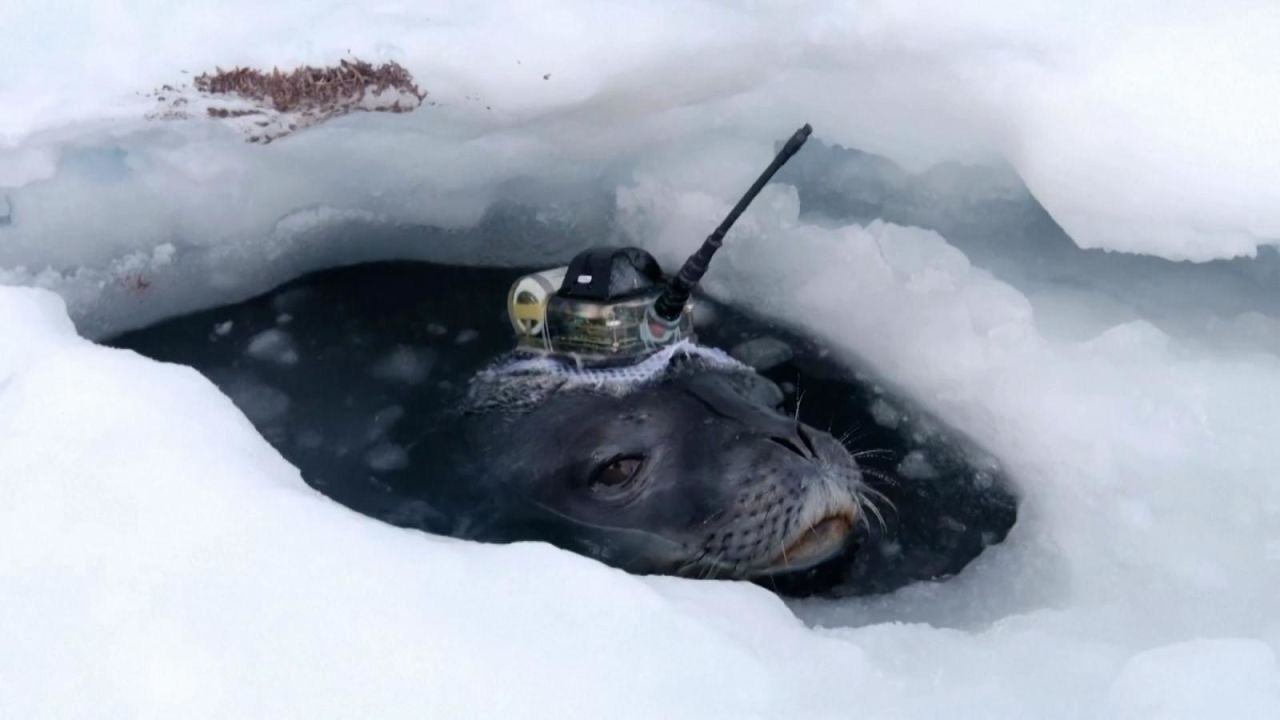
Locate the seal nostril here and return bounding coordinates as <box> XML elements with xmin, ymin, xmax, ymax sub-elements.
<box><xmin>769</xmin><ymin>427</ymin><xmax>818</xmax><ymax>460</ymax></box>
<box><xmin>768</xmin><ymin>436</ymin><xmax>807</xmax><ymax>458</ymax></box>
<box><xmin>796</xmin><ymin>425</ymin><xmax>818</xmax><ymax>458</ymax></box>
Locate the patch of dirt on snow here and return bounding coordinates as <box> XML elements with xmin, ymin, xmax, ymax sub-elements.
<box><xmin>146</xmin><ymin>59</ymin><xmax>426</xmax><ymax>143</ymax></box>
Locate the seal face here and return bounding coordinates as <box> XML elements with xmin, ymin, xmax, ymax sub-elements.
<box><xmin>459</xmin><ymin>343</ymin><xmax>878</xmax><ymax>579</ymax></box>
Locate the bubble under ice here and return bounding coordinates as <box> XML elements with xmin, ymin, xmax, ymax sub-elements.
<box><xmin>4</xmin><ymin>2</ymin><xmax>1280</xmax><ymax>718</ymax></box>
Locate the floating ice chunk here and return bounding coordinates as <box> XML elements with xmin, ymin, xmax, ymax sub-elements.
<box><xmin>365</xmin><ymin>442</ymin><xmax>409</xmax><ymax>472</ymax></box>
<box><xmin>213</xmin><ymin>320</ymin><xmax>234</xmax><ymax>336</ymax></box>
<box><xmin>366</xmin><ymin>405</ymin><xmax>405</xmax><ymax>441</ymax></box>
<box><xmin>370</xmin><ymin>346</ymin><xmax>434</xmax><ymax>385</ymax></box>
<box><xmin>877</xmin><ymin>541</ymin><xmax>902</xmax><ymax>558</ymax></box>
<box><xmin>454</xmin><ymin>329</ymin><xmax>479</xmax><ymax>345</ymax></box>
<box><xmin>869</xmin><ymin>398</ymin><xmax>902</xmax><ymax>429</ymax></box>
<box><xmin>897</xmin><ymin>450</ymin><xmax>939</xmax><ymax>480</ymax></box>
<box><xmin>730</xmin><ymin>337</ymin><xmax>794</xmax><ymax>371</ymax></box>
<box><xmin>294</xmin><ymin>428</ymin><xmax>324</xmax><ymax>449</ymax></box>
<box><xmin>426</xmin><ymin>323</ymin><xmax>448</xmax><ymax>337</ymax></box>
<box><xmin>219</xmin><ymin>376</ymin><xmax>291</xmax><ymax>424</ymax></box>
<box><xmin>245</xmin><ymin>329</ymin><xmax>299</xmax><ymax>366</ymax></box>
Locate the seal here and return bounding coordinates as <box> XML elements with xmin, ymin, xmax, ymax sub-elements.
<box><xmin>109</xmin><ymin>260</ymin><xmax>1015</xmax><ymax>595</ymax></box>
<box><xmin>435</xmin><ymin>341</ymin><xmax>879</xmax><ymax>579</ymax></box>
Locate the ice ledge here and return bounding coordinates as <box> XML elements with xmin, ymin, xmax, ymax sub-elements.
<box><xmin>5</xmin><ymin>1</ymin><xmax>1280</xmax><ymax>277</ymax></box>
<box><xmin>0</xmin><ymin>283</ymin><xmax>873</xmax><ymax>718</ymax></box>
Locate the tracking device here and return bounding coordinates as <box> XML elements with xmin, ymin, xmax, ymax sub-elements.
<box><xmin>506</xmin><ymin>123</ymin><xmax>813</xmax><ymax>363</ymax></box>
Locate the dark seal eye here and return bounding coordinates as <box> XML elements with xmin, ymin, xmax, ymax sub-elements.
<box><xmin>591</xmin><ymin>456</ymin><xmax>643</xmax><ymax>491</ymax></box>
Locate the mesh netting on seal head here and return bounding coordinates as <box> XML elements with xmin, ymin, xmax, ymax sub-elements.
<box><xmin>462</xmin><ymin>340</ymin><xmax>760</xmax><ymax>416</ymax></box>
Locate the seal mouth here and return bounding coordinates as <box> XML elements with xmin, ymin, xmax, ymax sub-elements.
<box><xmin>770</xmin><ymin>511</ymin><xmax>856</xmax><ymax>571</ymax></box>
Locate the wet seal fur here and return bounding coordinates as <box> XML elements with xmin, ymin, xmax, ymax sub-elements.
<box><xmin>454</xmin><ymin>341</ymin><xmax>883</xmax><ymax>579</ymax></box>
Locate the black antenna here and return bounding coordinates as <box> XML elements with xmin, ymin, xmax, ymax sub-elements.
<box><xmin>650</xmin><ymin>123</ymin><xmax>812</xmax><ymax>322</ymax></box>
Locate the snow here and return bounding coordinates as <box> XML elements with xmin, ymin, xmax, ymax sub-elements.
<box><xmin>1104</xmin><ymin>639</ymin><xmax>1280</xmax><ymax>719</ymax></box>
<box><xmin>0</xmin><ymin>294</ymin><xmax>861</xmax><ymax>718</ymax></box>
<box><xmin>3</xmin><ymin>2</ymin><xmax>1280</xmax><ymax>337</ymax></box>
<box><xmin>5</xmin><ymin>1</ymin><xmax>1280</xmax><ymax>717</ymax></box>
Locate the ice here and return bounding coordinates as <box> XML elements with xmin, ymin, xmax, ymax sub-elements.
<box><xmin>213</xmin><ymin>373</ymin><xmax>291</xmax><ymax>424</ymax></box>
<box><xmin>369</xmin><ymin>345</ymin><xmax>434</xmax><ymax>385</ymax></box>
<box><xmin>869</xmin><ymin>398</ymin><xmax>903</xmax><ymax>429</ymax></box>
<box><xmin>5</xmin><ymin>2</ymin><xmax>1280</xmax><ymax>717</ymax></box>
<box><xmin>245</xmin><ymin>328</ymin><xmax>299</xmax><ymax>366</ymax></box>
<box><xmin>0</xmin><ymin>288</ymin><xmax>868</xmax><ymax>718</ymax></box>
<box><xmin>10</xmin><ymin>179</ymin><xmax>1280</xmax><ymax>715</ymax></box>
<box><xmin>295</xmin><ymin>428</ymin><xmax>324</xmax><ymax>450</ymax></box>
<box><xmin>365</xmin><ymin>442</ymin><xmax>409</xmax><ymax>472</ymax></box>
<box><xmin>622</xmin><ymin>177</ymin><xmax>1280</xmax><ymax>633</ymax></box>
<box><xmin>1</xmin><ymin>2</ymin><xmax>1278</xmax><ymax>339</ymax></box>
<box><xmin>897</xmin><ymin>450</ymin><xmax>940</xmax><ymax>480</ymax></box>
<box><xmin>729</xmin><ymin>336</ymin><xmax>794</xmax><ymax>371</ymax></box>
<box><xmin>779</xmin><ymin>140</ymin><xmax>1280</xmax><ymax>344</ymax></box>
<box><xmin>366</xmin><ymin>405</ymin><xmax>405</xmax><ymax>441</ymax></box>
<box><xmin>1104</xmin><ymin>640</ymin><xmax>1280</xmax><ymax>719</ymax></box>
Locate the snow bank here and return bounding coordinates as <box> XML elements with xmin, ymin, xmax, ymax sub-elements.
<box><xmin>5</xmin><ymin>273</ymin><xmax>1278</xmax><ymax>715</ymax></box>
<box><xmin>3</xmin><ymin>2</ymin><xmax>1280</xmax><ymax>333</ymax></box>
<box><xmin>6</xmin><ymin>1</ymin><xmax>1280</xmax><ymax>717</ymax></box>
<box><xmin>626</xmin><ymin>181</ymin><xmax>1280</xmax><ymax>633</ymax></box>
<box><xmin>0</xmin><ymin>286</ymin><xmax>867</xmax><ymax>718</ymax></box>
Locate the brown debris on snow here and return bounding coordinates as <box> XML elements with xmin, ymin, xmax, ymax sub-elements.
<box><xmin>147</xmin><ymin>59</ymin><xmax>427</xmax><ymax>143</ymax></box>
<box><xmin>194</xmin><ymin>59</ymin><xmax>424</xmax><ymax>115</ymax></box>
<box><xmin>206</xmin><ymin>107</ymin><xmax>262</xmax><ymax>118</ymax></box>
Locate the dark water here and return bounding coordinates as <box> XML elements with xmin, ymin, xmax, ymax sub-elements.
<box><xmin>108</xmin><ymin>260</ymin><xmax>1017</xmax><ymax>596</ymax></box>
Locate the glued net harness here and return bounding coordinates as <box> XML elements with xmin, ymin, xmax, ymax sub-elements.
<box><xmin>463</xmin><ymin>340</ymin><xmax>757</xmax><ymax>416</ymax></box>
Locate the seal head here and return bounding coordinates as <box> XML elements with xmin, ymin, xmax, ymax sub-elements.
<box><xmin>460</xmin><ymin>343</ymin><xmax>876</xmax><ymax>579</ymax></box>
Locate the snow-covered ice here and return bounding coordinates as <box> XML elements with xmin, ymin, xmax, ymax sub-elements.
<box><xmin>0</xmin><ymin>288</ymin><xmax>873</xmax><ymax>718</ymax></box>
<box><xmin>5</xmin><ymin>1</ymin><xmax>1280</xmax><ymax>718</ymax></box>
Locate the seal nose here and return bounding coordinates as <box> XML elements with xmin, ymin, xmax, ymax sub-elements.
<box><xmin>768</xmin><ymin>424</ymin><xmax>818</xmax><ymax>461</ymax></box>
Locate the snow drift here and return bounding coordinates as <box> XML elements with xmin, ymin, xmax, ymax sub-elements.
<box><xmin>5</xmin><ymin>1</ymin><xmax>1280</xmax><ymax>717</ymax></box>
